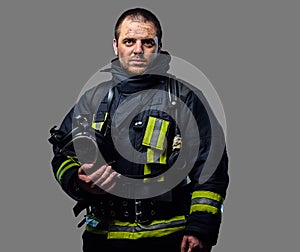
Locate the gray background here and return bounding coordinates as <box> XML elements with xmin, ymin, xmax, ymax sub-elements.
<box><xmin>0</xmin><ymin>0</ymin><xmax>299</xmax><ymax>251</ymax></box>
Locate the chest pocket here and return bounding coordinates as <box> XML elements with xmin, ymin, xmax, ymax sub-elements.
<box><xmin>142</xmin><ymin>116</ymin><xmax>170</xmax><ymax>165</ymax></box>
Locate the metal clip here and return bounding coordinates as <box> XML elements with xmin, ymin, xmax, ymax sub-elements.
<box><xmin>134</xmin><ymin>200</ymin><xmax>150</xmax><ymax>224</ymax></box>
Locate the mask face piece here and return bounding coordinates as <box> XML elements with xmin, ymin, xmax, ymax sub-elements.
<box><xmin>64</xmin><ymin>134</ymin><xmax>99</xmax><ymax>164</ymax></box>
<box><xmin>49</xmin><ymin>116</ymin><xmax>100</xmax><ymax>164</ymax></box>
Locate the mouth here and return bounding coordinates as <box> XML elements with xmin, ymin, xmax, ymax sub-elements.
<box><xmin>129</xmin><ymin>59</ymin><xmax>147</xmax><ymax>66</ymax></box>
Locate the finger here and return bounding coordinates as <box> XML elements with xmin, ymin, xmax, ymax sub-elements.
<box><xmin>189</xmin><ymin>237</ymin><xmax>203</xmax><ymax>249</ymax></box>
<box><xmin>199</xmin><ymin>241</ymin><xmax>203</xmax><ymax>249</ymax></box>
<box><xmin>90</xmin><ymin>165</ymin><xmax>112</xmax><ymax>187</ymax></box>
<box><xmin>100</xmin><ymin>171</ymin><xmax>118</xmax><ymax>187</ymax></box>
<box><xmin>89</xmin><ymin>164</ymin><xmax>107</xmax><ymax>181</ymax></box>
<box><xmin>90</xmin><ymin>165</ymin><xmax>112</xmax><ymax>186</ymax></box>
<box><xmin>78</xmin><ymin>164</ymin><xmax>94</xmax><ymax>183</ymax></box>
<box><xmin>78</xmin><ymin>173</ymin><xmax>91</xmax><ymax>183</ymax></box>
<box><xmin>91</xmin><ymin>170</ymin><xmax>117</xmax><ymax>189</ymax></box>
<box><xmin>100</xmin><ymin>165</ymin><xmax>112</xmax><ymax>180</ymax></box>
<box><xmin>80</xmin><ymin>163</ymin><xmax>94</xmax><ymax>172</ymax></box>
<box><xmin>181</xmin><ymin>236</ymin><xmax>188</xmax><ymax>252</ymax></box>
<box><xmin>104</xmin><ymin>181</ymin><xmax>117</xmax><ymax>192</ymax></box>
<box><xmin>78</xmin><ymin>164</ymin><xmax>94</xmax><ymax>178</ymax></box>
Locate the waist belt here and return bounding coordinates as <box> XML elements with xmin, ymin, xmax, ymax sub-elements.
<box><xmin>91</xmin><ymin>198</ymin><xmax>188</xmax><ymax>224</ymax></box>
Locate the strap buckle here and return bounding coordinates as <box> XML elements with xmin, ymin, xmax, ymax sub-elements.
<box><xmin>134</xmin><ymin>200</ymin><xmax>151</xmax><ymax>224</ymax></box>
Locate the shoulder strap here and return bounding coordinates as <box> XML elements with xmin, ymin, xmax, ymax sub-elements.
<box><xmin>101</xmin><ymin>87</ymin><xmax>114</xmax><ymax>136</ymax></box>
<box><xmin>89</xmin><ymin>84</ymin><xmax>114</xmax><ymax>136</ymax></box>
<box><xmin>168</xmin><ymin>76</ymin><xmax>178</xmax><ymax>106</ymax></box>
<box><xmin>90</xmin><ymin>84</ymin><xmax>114</xmax><ymax>114</ymax></box>
<box><xmin>168</xmin><ymin>76</ymin><xmax>180</xmax><ymax>136</ymax></box>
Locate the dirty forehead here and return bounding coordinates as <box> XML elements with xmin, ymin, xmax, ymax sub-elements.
<box><xmin>117</xmin><ymin>17</ymin><xmax>158</xmax><ymax>39</ymax></box>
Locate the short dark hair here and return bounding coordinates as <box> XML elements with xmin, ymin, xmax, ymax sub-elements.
<box><xmin>114</xmin><ymin>8</ymin><xmax>162</xmax><ymax>43</ymax></box>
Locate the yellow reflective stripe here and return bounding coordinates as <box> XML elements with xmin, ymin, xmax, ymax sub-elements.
<box><xmin>104</xmin><ymin>112</ymin><xmax>108</xmax><ymax>120</ymax></box>
<box><xmin>112</xmin><ymin>215</ymin><xmax>186</xmax><ymax>226</ymax></box>
<box><xmin>100</xmin><ymin>112</ymin><xmax>109</xmax><ymax>131</ymax></box>
<box><xmin>56</xmin><ymin>159</ymin><xmax>72</xmax><ymax>181</ymax></box>
<box><xmin>159</xmin><ymin>149</ymin><xmax>167</xmax><ymax>164</ymax></box>
<box><xmin>58</xmin><ymin>163</ymin><xmax>80</xmax><ymax>184</ymax></box>
<box><xmin>86</xmin><ymin>216</ymin><xmax>186</xmax><ymax>238</ymax></box>
<box><xmin>91</xmin><ymin>114</ymin><xmax>97</xmax><ymax>130</ymax></box>
<box><xmin>156</xmin><ymin>120</ymin><xmax>169</xmax><ymax>150</ymax></box>
<box><xmin>157</xmin><ymin>175</ymin><xmax>165</xmax><ymax>182</ymax></box>
<box><xmin>143</xmin><ymin>163</ymin><xmax>151</xmax><ymax>182</ymax></box>
<box><xmin>99</xmin><ymin>122</ymin><xmax>104</xmax><ymax>130</ymax></box>
<box><xmin>192</xmin><ymin>191</ymin><xmax>224</xmax><ymax>202</ymax></box>
<box><xmin>144</xmin><ymin>164</ymin><xmax>151</xmax><ymax>175</ymax></box>
<box><xmin>66</xmin><ymin>155</ymin><xmax>78</xmax><ymax>162</ymax></box>
<box><xmin>190</xmin><ymin>204</ymin><xmax>220</xmax><ymax>215</ymax></box>
<box><xmin>146</xmin><ymin>147</ymin><xmax>167</xmax><ymax>164</ymax></box>
<box><xmin>142</xmin><ymin>117</ymin><xmax>170</xmax><ymax>151</ymax></box>
<box><xmin>108</xmin><ymin>226</ymin><xmax>185</xmax><ymax>239</ymax></box>
<box><xmin>147</xmin><ymin>148</ymin><xmax>154</xmax><ymax>163</ymax></box>
<box><xmin>143</xmin><ymin>163</ymin><xmax>164</xmax><ymax>182</ymax></box>
<box><xmin>92</xmin><ymin>122</ymin><xmax>101</xmax><ymax>130</ymax></box>
<box><xmin>146</xmin><ymin>148</ymin><xmax>167</xmax><ymax>164</ymax></box>
<box><xmin>91</xmin><ymin>112</ymin><xmax>109</xmax><ymax>131</ymax></box>
<box><xmin>108</xmin><ymin>215</ymin><xmax>186</xmax><ymax>239</ymax></box>
<box><xmin>142</xmin><ymin>116</ymin><xmax>156</xmax><ymax>146</ymax></box>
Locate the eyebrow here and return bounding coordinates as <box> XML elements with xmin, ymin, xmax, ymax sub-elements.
<box><xmin>122</xmin><ymin>38</ymin><xmax>134</xmax><ymax>42</ymax></box>
<box><xmin>122</xmin><ymin>38</ymin><xmax>155</xmax><ymax>43</ymax></box>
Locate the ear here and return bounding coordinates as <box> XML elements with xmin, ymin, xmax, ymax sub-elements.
<box><xmin>113</xmin><ymin>39</ymin><xmax>118</xmax><ymax>56</ymax></box>
<box><xmin>158</xmin><ymin>41</ymin><xmax>162</xmax><ymax>53</ymax></box>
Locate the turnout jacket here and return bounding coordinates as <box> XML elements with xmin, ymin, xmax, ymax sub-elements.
<box><xmin>51</xmin><ymin>53</ymin><xmax>229</xmax><ymax>246</ymax></box>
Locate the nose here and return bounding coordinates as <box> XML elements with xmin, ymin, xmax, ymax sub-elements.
<box><xmin>133</xmin><ymin>41</ymin><xmax>143</xmax><ymax>54</ymax></box>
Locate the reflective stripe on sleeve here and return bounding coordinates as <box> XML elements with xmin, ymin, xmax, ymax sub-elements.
<box><xmin>190</xmin><ymin>190</ymin><xmax>224</xmax><ymax>216</ymax></box>
<box><xmin>56</xmin><ymin>159</ymin><xmax>80</xmax><ymax>184</ymax></box>
<box><xmin>192</xmin><ymin>191</ymin><xmax>224</xmax><ymax>202</ymax></box>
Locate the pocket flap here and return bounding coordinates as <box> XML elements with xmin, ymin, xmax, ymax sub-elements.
<box><xmin>142</xmin><ymin>116</ymin><xmax>170</xmax><ymax>151</ymax></box>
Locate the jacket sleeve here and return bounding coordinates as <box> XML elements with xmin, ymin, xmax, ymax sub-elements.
<box><xmin>50</xmin><ymin>87</ymin><xmax>96</xmax><ymax>201</ymax></box>
<box><xmin>50</xmin><ymin>82</ymin><xmax>112</xmax><ymax>203</ymax></box>
<box><xmin>181</xmin><ymin>87</ymin><xmax>229</xmax><ymax>246</ymax></box>
<box><xmin>50</xmin><ymin>107</ymin><xmax>85</xmax><ymax>201</ymax></box>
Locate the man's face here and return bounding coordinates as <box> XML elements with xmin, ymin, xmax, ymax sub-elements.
<box><xmin>113</xmin><ymin>17</ymin><xmax>161</xmax><ymax>75</ymax></box>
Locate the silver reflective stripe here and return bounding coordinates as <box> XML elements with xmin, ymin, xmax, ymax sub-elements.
<box><xmin>149</xmin><ymin>118</ymin><xmax>163</xmax><ymax>148</ymax></box>
<box><xmin>191</xmin><ymin>198</ymin><xmax>222</xmax><ymax>210</ymax></box>
<box><xmin>109</xmin><ymin>219</ymin><xmax>187</xmax><ymax>232</ymax></box>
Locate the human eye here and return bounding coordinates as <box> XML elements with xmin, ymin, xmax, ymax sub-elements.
<box><xmin>123</xmin><ymin>39</ymin><xmax>135</xmax><ymax>46</ymax></box>
<box><xmin>142</xmin><ymin>39</ymin><xmax>155</xmax><ymax>48</ymax></box>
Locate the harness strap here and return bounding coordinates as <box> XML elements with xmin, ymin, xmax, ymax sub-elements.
<box><xmin>101</xmin><ymin>87</ymin><xmax>114</xmax><ymax>136</ymax></box>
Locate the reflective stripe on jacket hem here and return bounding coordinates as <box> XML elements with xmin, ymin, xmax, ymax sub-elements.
<box><xmin>86</xmin><ymin>215</ymin><xmax>186</xmax><ymax>239</ymax></box>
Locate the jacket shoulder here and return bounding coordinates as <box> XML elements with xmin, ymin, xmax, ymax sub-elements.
<box><xmin>75</xmin><ymin>80</ymin><xmax>113</xmax><ymax>115</ymax></box>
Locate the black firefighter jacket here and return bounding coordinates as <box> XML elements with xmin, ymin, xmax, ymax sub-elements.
<box><xmin>50</xmin><ymin>54</ymin><xmax>229</xmax><ymax>246</ymax></box>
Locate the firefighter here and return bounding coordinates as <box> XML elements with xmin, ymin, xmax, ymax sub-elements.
<box><xmin>50</xmin><ymin>8</ymin><xmax>229</xmax><ymax>252</ymax></box>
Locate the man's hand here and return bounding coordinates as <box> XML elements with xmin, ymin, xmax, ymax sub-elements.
<box><xmin>181</xmin><ymin>235</ymin><xmax>203</xmax><ymax>252</ymax></box>
<box><xmin>77</xmin><ymin>163</ymin><xmax>118</xmax><ymax>194</ymax></box>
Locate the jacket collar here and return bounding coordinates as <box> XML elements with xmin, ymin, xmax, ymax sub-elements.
<box><xmin>101</xmin><ymin>51</ymin><xmax>171</xmax><ymax>93</ymax></box>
